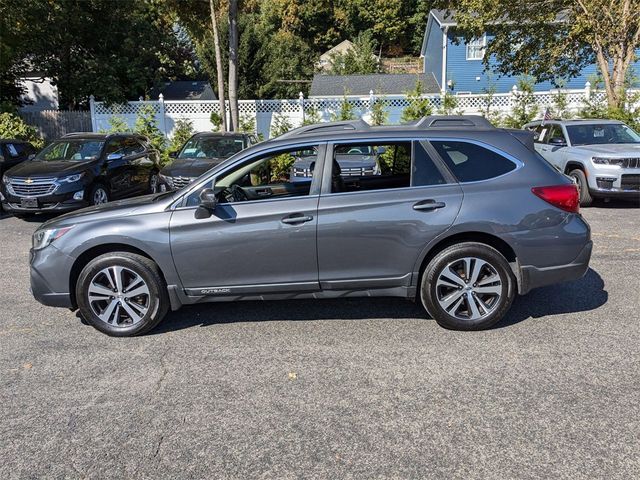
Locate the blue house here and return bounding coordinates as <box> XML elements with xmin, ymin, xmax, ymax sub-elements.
<box><xmin>421</xmin><ymin>9</ymin><xmax>639</xmax><ymax>94</ymax></box>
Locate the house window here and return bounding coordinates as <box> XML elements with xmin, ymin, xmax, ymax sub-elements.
<box><xmin>466</xmin><ymin>35</ymin><xmax>486</xmax><ymax>61</ymax></box>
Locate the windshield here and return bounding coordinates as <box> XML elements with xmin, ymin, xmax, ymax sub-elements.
<box><xmin>179</xmin><ymin>136</ymin><xmax>245</xmax><ymax>159</ymax></box>
<box><xmin>36</xmin><ymin>139</ymin><xmax>105</xmax><ymax>162</ymax></box>
<box><xmin>566</xmin><ymin>124</ymin><xmax>640</xmax><ymax>146</ymax></box>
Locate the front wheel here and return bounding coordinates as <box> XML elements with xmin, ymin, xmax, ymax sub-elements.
<box><xmin>76</xmin><ymin>252</ymin><xmax>169</xmax><ymax>336</ymax></box>
<box><xmin>421</xmin><ymin>242</ymin><xmax>516</xmax><ymax>331</ymax></box>
<box><xmin>89</xmin><ymin>183</ymin><xmax>109</xmax><ymax>206</ymax></box>
<box><xmin>568</xmin><ymin>169</ymin><xmax>593</xmax><ymax>207</ymax></box>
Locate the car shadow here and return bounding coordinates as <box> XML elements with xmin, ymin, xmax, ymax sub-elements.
<box><xmin>591</xmin><ymin>198</ymin><xmax>639</xmax><ymax>209</ymax></box>
<box><xmin>151</xmin><ymin>268</ymin><xmax>607</xmax><ymax>334</ymax></box>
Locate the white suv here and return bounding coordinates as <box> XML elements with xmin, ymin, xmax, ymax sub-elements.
<box><xmin>524</xmin><ymin>119</ymin><xmax>640</xmax><ymax>206</ymax></box>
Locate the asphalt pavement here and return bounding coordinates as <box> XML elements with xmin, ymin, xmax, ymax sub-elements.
<box><xmin>0</xmin><ymin>202</ymin><xmax>639</xmax><ymax>479</ymax></box>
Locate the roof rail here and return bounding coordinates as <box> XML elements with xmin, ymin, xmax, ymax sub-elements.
<box><xmin>413</xmin><ymin>115</ymin><xmax>496</xmax><ymax>129</ymax></box>
<box><xmin>277</xmin><ymin>119</ymin><xmax>371</xmax><ymax>139</ymax></box>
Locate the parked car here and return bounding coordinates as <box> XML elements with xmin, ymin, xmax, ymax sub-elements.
<box><xmin>159</xmin><ymin>132</ymin><xmax>257</xmax><ymax>190</ymax></box>
<box><xmin>29</xmin><ymin>116</ymin><xmax>591</xmax><ymax>336</ymax></box>
<box><xmin>524</xmin><ymin>119</ymin><xmax>640</xmax><ymax>206</ymax></box>
<box><xmin>291</xmin><ymin>145</ymin><xmax>382</xmax><ymax>183</ymax></box>
<box><xmin>1</xmin><ymin>132</ymin><xmax>161</xmax><ymax>215</ymax></box>
<box><xmin>0</xmin><ymin>139</ymin><xmax>38</xmax><ymax>178</ymax></box>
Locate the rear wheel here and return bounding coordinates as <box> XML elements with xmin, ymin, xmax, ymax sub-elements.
<box><xmin>421</xmin><ymin>242</ymin><xmax>516</xmax><ymax>330</ymax></box>
<box><xmin>76</xmin><ymin>252</ymin><xmax>169</xmax><ymax>336</ymax></box>
<box><xmin>568</xmin><ymin>169</ymin><xmax>593</xmax><ymax>207</ymax></box>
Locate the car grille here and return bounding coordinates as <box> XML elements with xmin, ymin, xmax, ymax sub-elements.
<box><xmin>7</xmin><ymin>177</ymin><xmax>57</xmax><ymax>197</ymax></box>
<box><xmin>340</xmin><ymin>167</ymin><xmax>375</xmax><ymax>177</ymax></box>
<box><xmin>292</xmin><ymin>167</ymin><xmax>312</xmax><ymax>178</ymax></box>
<box><xmin>171</xmin><ymin>176</ymin><xmax>195</xmax><ymax>189</ymax></box>
<box><xmin>621</xmin><ymin>158</ymin><xmax>640</xmax><ymax>168</ymax></box>
<box><xmin>621</xmin><ymin>174</ymin><xmax>640</xmax><ymax>190</ymax></box>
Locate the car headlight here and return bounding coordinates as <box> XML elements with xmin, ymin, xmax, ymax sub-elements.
<box><xmin>58</xmin><ymin>173</ymin><xmax>84</xmax><ymax>183</ymax></box>
<box><xmin>2</xmin><ymin>174</ymin><xmax>10</xmax><ymax>185</ymax></box>
<box><xmin>159</xmin><ymin>173</ymin><xmax>174</xmax><ymax>188</ymax></box>
<box><xmin>32</xmin><ymin>226</ymin><xmax>74</xmax><ymax>250</ymax></box>
<box><xmin>592</xmin><ymin>157</ymin><xmax>624</xmax><ymax>166</ymax></box>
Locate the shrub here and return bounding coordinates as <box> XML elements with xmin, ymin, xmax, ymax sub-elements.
<box><xmin>100</xmin><ymin>115</ymin><xmax>130</xmax><ymax>134</ymax></box>
<box><xmin>401</xmin><ymin>81</ymin><xmax>432</xmax><ymax>122</ymax></box>
<box><xmin>134</xmin><ymin>104</ymin><xmax>166</xmax><ymax>152</ymax></box>
<box><xmin>302</xmin><ymin>107</ymin><xmax>322</xmax><ymax>126</ymax></box>
<box><xmin>270</xmin><ymin>113</ymin><xmax>293</xmax><ymax>138</ymax></box>
<box><xmin>504</xmin><ymin>77</ymin><xmax>538</xmax><ymax>128</ymax></box>
<box><xmin>0</xmin><ymin>113</ymin><xmax>44</xmax><ymax>148</ymax></box>
<box><xmin>210</xmin><ymin>111</ymin><xmax>222</xmax><ymax>132</ymax></box>
<box><xmin>438</xmin><ymin>90</ymin><xmax>461</xmax><ymax>115</ymax></box>
<box><xmin>331</xmin><ymin>95</ymin><xmax>356</xmax><ymax>121</ymax></box>
<box><xmin>168</xmin><ymin>118</ymin><xmax>194</xmax><ymax>156</ymax></box>
<box><xmin>369</xmin><ymin>94</ymin><xmax>388</xmax><ymax>126</ymax></box>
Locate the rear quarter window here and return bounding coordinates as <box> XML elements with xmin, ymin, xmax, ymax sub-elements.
<box><xmin>430</xmin><ymin>140</ymin><xmax>517</xmax><ymax>182</ymax></box>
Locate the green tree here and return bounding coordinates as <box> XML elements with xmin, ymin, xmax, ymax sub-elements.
<box><xmin>443</xmin><ymin>0</ymin><xmax>640</xmax><ymax>110</ymax></box>
<box><xmin>328</xmin><ymin>31</ymin><xmax>379</xmax><ymax>75</ymax></box>
<box><xmin>100</xmin><ymin>116</ymin><xmax>131</xmax><ymax>134</ymax></box>
<box><xmin>438</xmin><ymin>90</ymin><xmax>460</xmax><ymax>115</ymax></box>
<box><xmin>169</xmin><ymin>118</ymin><xmax>195</xmax><ymax>155</ymax></box>
<box><xmin>134</xmin><ymin>105</ymin><xmax>166</xmax><ymax>154</ymax></box>
<box><xmin>331</xmin><ymin>96</ymin><xmax>357</xmax><ymax>121</ymax></box>
<box><xmin>0</xmin><ymin>113</ymin><xmax>44</xmax><ymax>148</ymax></box>
<box><xmin>302</xmin><ymin>107</ymin><xmax>322</xmax><ymax>126</ymax></box>
<box><xmin>369</xmin><ymin>94</ymin><xmax>389</xmax><ymax>125</ymax></box>
<box><xmin>270</xmin><ymin>113</ymin><xmax>293</xmax><ymax>137</ymax></box>
<box><xmin>504</xmin><ymin>77</ymin><xmax>539</xmax><ymax>128</ymax></box>
<box><xmin>401</xmin><ymin>81</ymin><xmax>433</xmax><ymax>122</ymax></box>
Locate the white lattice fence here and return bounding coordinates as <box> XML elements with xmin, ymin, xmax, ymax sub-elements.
<box><xmin>90</xmin><ymin>85</ymin><xmax>631</xmax><ymax>140</ymax></box>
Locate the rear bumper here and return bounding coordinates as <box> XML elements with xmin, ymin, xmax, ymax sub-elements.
<box><xmin>518</xmin><ymin>240</ymin><xmax>592</xmax><ymax>294</ymax></box>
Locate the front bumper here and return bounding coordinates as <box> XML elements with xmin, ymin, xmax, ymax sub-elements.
<box><xmin>29</xmin><ymin>245</ymin><xmax>75</xmax><ymax>309</ymax></box>
<box><xmin>587</xmin><ymin>168</ymin><xmax>640</xmax><ymax>199</ymax></box>
<box><xmin>519</xmin><ymin>240</ymin><xmax>593</xmax><ymax>294</ymax></box>
<box><xmin>1</xmin><ymin>188</ymin><xmax>89</xmax><ymax>213</ymax></box>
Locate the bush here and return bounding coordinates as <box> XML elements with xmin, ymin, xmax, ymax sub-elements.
<box><xmin>238</xmin><ymin>115</ymin><xmax>256</xmax><ymax>133</ymax></box>
<box><xmin>438</xmin><ymin>90</ymin><xmax>461</xmax><ymax>115</ymax></box>
<box><xmin>504</xmin><ymin>77</ymin><xmax>538</xmax><ymax>128</ymax></box>
<box><xmin>302</xmin><ymin>107</ymin><xmax>321</xmax><ymax>126</ymax></box>
<box><xmin>401</xmin><ymin>81</ymin><xmax>432</xmax><ymax>122</ymax></box>
<box><xmin>0</xmin><ymin>113</ymin><xmax>44</xmax><ymax>148</ymax></box>
<box><xmin>134</xmin><ymin>104</ymin><xmax>166</xmax><ymax>153</ymax></box>
<box><xmin>100</xmin><ymin>115</ymin><xmax>130</xmax><ymax>134</ymax></box>
<box><xmin>168</xmin><ymin>118</ymin><xmax>194</xmax><ymax>156</ymax></box>
<box><xmin>369</xmin><ymin>95</ymin><xmax>388</xmax><ymax>126</ymax></box>
<box><xmin>270</xmin><ymin>113</ymin><xmax>293</xmax><ymax>138</ymax></box>
<box><xmin>210</xmin><ymin>111</ymin><xmax>223</xmax><ymax>132</ymax></box>
<box><xmin>331</xmin><ymin>95</ymin><xmax>357</xmax><ymax>121</ymax></box>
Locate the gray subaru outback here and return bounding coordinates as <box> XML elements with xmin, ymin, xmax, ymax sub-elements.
<box><xmin>30</xmin><ymin>116</ymin><xmax>592</xmax><ymax>336</ymax></box>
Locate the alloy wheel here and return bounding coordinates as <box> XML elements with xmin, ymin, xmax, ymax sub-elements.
<box><xmin>93</xmin><ymin>187</ymin><xmax>108</xmax><ymax>205</ymax></box>
<box><xmin>435</xmin><ymin>257</ymin><xmax>503</xmax><ymax>321</ymax></box>
<box><xmin>87</xmin><ymin>266</ymin><xmax>150</xmax><ymax>326</ymax></box>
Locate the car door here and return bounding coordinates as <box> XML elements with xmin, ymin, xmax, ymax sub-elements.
<box><xmin>103</xmin><ymin>137</ymin><xmax>135</xmax><ymax>198</ymax></box>
<box><xmin>122</xmin><ymin>137</ymin><xmax>153</xmax><ymax>194</ymax></box>
<box><xmin>316</xmin><ymin>139</ymin><xmax>463</xmax><ymax>290</ymax></box>
<box><xmin>169</xmin><ymin>143</ymin><xmax>326</xmax><ymax>294</ymax></box>
<box><xmin>538</xmin><ymin>124</ymin><xmax>568</xmax><ymax>170</ymax></box>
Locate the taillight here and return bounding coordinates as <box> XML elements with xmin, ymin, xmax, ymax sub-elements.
<box><xmin>531</xmin><ymin>185</ymin><xmax>580</xmax><ymax>213</ymax></box>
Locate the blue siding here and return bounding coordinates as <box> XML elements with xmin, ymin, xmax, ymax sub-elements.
<box><xmin>440</xmin><ymin>30</ymin><xmax>640</xmax><ymax>94</ymax></box>
<box><xmin>423</xmin><ymin>19</ymin><xmax>444</xmax><ymax>89</ymax></box>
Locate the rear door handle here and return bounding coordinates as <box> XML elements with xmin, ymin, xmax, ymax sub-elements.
<box><xmin>413</xmin><ymin>200</ymin><xmax>446</xmax><ymax>211</ymax></box>
<box><xmin>281</xmin><ymin>213</ymin><xmax>314</xmax><ymax>224</ymax></box>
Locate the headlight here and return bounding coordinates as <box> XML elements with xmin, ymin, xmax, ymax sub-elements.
<box><xmin>159</xmin><ymin>173</ymin><xmax>174</xmax><ymax>188</ymax></box>
<box><xmin>58</xmin><ymin>173</ymin><xmax>84</xmax><ymax>183</ymax></box>
<box><xmin>32</xmin><ymin>226</ymin><xmax>74</xmax><ymax>250</ymax></box>
<box><xmin>1</xmin><ymin>174</ymin><xmax>10</xmax><ymax>185</ymax></box>
<box><xmin>592</xmin><ymin>157</ymin><xmax>624</xmax><ymax>166</ymax></box>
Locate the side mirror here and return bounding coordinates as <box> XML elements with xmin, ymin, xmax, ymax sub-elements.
<box><xmin>169</xmin><ymin>151</ymin><xmax>178</xmax><ymax>158</ymax></box>
<box><xmin>376</xmin><ymin>146</ymin><xmax>387</xmax><ymax>155</ymax></box>
<box><xmin>107</xmin><ymin>152</ymin><xmax>124</xmax><ymax>161</ymax></box>
<box><xmin>549</xmin><ymin>137</ymin><xmax>567</xmax><ymax>147</ymax></box>
<box><xmin>199</xmin><ymin>188</ymin><xmax>218</xmax><ymax>210</ymax></box>
<box><xmin>27</xmin><ymin>153</ymin><xmax>36</xmax><ymax>160</ymax></box>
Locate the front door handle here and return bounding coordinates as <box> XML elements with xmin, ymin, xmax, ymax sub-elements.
<box><xmin>413</xmin><ymin>200</ymin><xmax>446</xmax><ymax>211</ymax></box>
<box><xmin>281</xmin><ymin>213</ymin><xmax>314</xmax><ymax>224</ymax></box>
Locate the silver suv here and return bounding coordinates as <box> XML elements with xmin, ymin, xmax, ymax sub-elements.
<box><xmin>524</xmin><ymin>119</ymin><xmax>640</xmax><ymax>206</ymax></box>
<box><xmin>29</xmin><ymin>116</ymin><xmax>592</xmax><ymax>336</ymax></box>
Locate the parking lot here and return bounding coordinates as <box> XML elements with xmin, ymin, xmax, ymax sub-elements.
<box><xmin>0</xmin><ymin>203</ymin><xmax>638</xmax><ymax>479</ymax></box>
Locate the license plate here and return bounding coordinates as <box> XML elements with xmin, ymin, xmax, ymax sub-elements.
<box><xmin>21</xmin><ymin>197</ymin><xmax>38</xmax><ymax>208</ymax></box>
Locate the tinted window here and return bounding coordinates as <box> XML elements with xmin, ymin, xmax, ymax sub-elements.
<box><xmin>179</xmin><ymin>136</ymin><xmax>245</xmax><ymax>159</ymax></box>
<box><xmin>36</xmin><ymin>139</ymin><xmax>104</xmax><ymax>162</ymax></box>
<box><xmin>330</xmin><ymin>142</ymin><xmax>411</xmax><ymax>193</ymax></box>
<box><xmin>185</xmin><ymin>146</ymin><xmax>318</xmax><ymax>207</ymax></box>
<box><xmin>5</xmin><ymin>143</ymin><xmax>25</xmax><ymax>157</ymax></box>
<box><xmin>565</xmin><ymin>123</ymin><xmax>640</xmax><ymax>146</ymax></box>
<box><xmin>430</xmin><ymin>141</ymin><xmax>516</xmax><ymax>182</ymax></box>
<box><xmin>412</xmin><ymin>142</ymin><xmax>446</xmax><ymax>187</ymax></box>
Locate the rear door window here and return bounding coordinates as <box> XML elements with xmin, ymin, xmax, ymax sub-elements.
<box><xmin>430</xmin><ymin>140</ymin><xmax>517</xmax><ymax>182</ymax></box>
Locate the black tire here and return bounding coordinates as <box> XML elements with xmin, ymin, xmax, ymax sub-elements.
<box><xmin>76</xmin><ymin>252</ymin><xmax>169</xmax><ymax>336</ymax></box>
<box><xmin>420</xmin><ymin>242</ymin><xmax>516</xmax><ymax>331</ymax></box>
<box><xmin>568</xmin><ymin>169</ymin><xmax>593</xmax><ymax>207</ymax></box>
<box><xmin>88</xmin><ymin>183</ymin><xmax>109</xmax><ymax>206</ymax></box>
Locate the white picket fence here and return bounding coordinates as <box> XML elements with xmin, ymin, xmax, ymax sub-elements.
<box><xmin>90</xmin><ymin>82</ymin><xmax>612</xmax><ymax>140</ymax></box>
